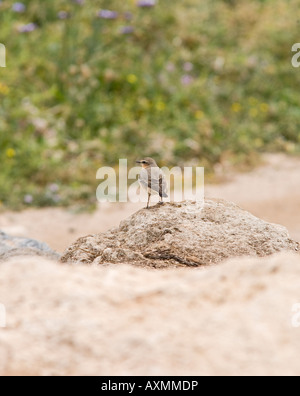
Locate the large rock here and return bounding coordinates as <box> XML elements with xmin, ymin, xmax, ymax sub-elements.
<box><xmin>0</xmin><ymin>231</ymin><xmax>60</xmax><ymax>262</ymax></box>
<box><xmin>61</xmin><ymin>200</ymin><xmax>299</xmax><ymax>267</ymax></box>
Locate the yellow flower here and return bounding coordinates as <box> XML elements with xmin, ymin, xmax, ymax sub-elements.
<box><xmin>139</xmin><ymin>97</ymin><xmax>150</xmax><ymax>108</ymax></box>
<box><xmin>155</xmin><ymin>101</ymin><xmax>166</xmax><ymax>111</ymax></box>
<box><xmin>231</xmin><ymin>103</ymin><xmax>242</xmax><ymax>113</ymax></box>
<box><xmin>249</xmin><ymin>108</ymin><xmax>258</xmax><ymax>118</ymax></box>
<box><xmin>195</xmin><ymin>110</ymin><xmax>204</xmax><ymax>120</ymax></box>
<box><xmin>260</xmin><ymin>103</ymin><xmax>269</xmax><ymax>113</ymax></box>
<box><xmin>6</xmin><ymin>148</ymin><xmax>16</xmax><ymax>158</ymax></box>
<box><xmin>248</xmin><ymin>97</ymin><xmax>258</xmax><ymax>106</ymax></box>
<box><xmin>0</xmin><ymin>82</ymin><xmax>9</xmax><ymax>96</ymax></box>
<box><xmin>127</xmin><ymin>74</ymin><xmax>138</xmax><ymax>84</ymax></box>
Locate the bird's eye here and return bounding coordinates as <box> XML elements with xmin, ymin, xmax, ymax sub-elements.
<box><xmin>142</xmin><ymin>161</ymin><xmax>146</xmax><ymax>164</ymax></box>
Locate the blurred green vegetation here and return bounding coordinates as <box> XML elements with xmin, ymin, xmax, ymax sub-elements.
<box><xmin>0</xmin><ymin>0</ymin><xmax>299</xmax><ymax>209</ymax></box>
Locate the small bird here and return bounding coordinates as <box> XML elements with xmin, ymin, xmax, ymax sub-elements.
<box><xmin>136</xmin><ymin>157</ymin><xmax>168</xmax><ymax>209</ymax></box>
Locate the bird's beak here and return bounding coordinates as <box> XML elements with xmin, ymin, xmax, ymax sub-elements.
<box><xmin>136</xmin><ymin>160</ymin><xmax>142</xmax><ymax>164</ymax></box>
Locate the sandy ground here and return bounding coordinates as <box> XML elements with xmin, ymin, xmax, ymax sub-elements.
<box><xmin>0</xmin><ymin>154</ymin><xmax>299</xmax><ymax>253</ymax></box>
<box><xmin>1</xmin><ymin>252</ymin><xmax>300</xmax><ymax>376</ymax></box>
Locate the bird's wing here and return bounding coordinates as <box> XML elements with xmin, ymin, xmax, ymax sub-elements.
<box><xmin>138</xmin><ymin>168</ymin><xmax>150</xmax><ymax>190</ymax></box>
<box><xmin>139</xmin><ymin>168</ymin><xmax>168</xmax><ymax>197</ymax></box>
<box><xmin>146</xmin><ymin>168</ymin><xmax>169</xmax><ymax>196</ymax></box>
<box><xmin>148</xmin><ymin>168</ymin><xmax>161</xmax><ymax>195</ymax></box>
<box><xmin>159</xmin><ymin>171</ymin><xmax>168</xmax><ymax>198</ymax></box>
<box><xmin>139</xmin><ymin>168</ymin><xmax>159</xmax><ymax>194</ymax></box>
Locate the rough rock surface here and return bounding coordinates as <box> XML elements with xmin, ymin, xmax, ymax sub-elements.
<box><xmin>61</xmin><ymin>200</ymin><xmax>299</xmax><ymax>267</ymax></box>
<box><xmin>1</xmin><ymin>253</ymin><xmax>300</xmax><ymax>376</ymax></box>
<box><xmin>0</xmin><ymin>231</ymin><xmax>60</xmax><ymax>262</ymax></box>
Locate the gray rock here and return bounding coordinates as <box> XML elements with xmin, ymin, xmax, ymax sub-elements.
<box><xmin>0</xmin><ymin>231</ymin><xmax>60</xmax><ymax>262</ymax></box>
<box><xmin>61</xmin><ymin>199</ymin><xmax>299</xmax><ymax>267</ymax></box>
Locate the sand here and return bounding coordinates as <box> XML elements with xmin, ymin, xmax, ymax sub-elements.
<box><xmin>1</xmin><ymin>252</ymin><xmax>300</xmax><ymax>376</ymax></box>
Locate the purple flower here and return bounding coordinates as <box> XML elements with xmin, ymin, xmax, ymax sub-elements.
<box><xmin>181</xmin><ymin>75</ymin><xmax>194</xmax><ymax>86</ymax></box>
<box><xmin>97</xmin><ymin>10</ymin><xmax>118</xmax><ymax>20</ymax></box>
<box><xmin>183</xmin><ymin>62</ymin><xmax>194</xmax><ymax>72</ymax></box>
<box><xmin>48</xmin><ymin>184</ymin><xmax>59</xmax><ymax>193</ymax></box>
<box><xmin>12</xmin><ymin>2</ymin><xmax>26</xmax><ymax>13</ymax></box>
<box><xmin>58</xmin><ymin>11</ymin><xmax>70</xmax><ymax>20</ymax></box>
<box><xmin>137</xmin><ymin>0</ymin><xmax>156</xmax><ymax>7</ymax></box>
<box><xmin>24</xmin><ymin>194</ymin><xmax>33</xmax><ymax>204</ymax></box>
<box><xmin>120</xmin><ymin>26</ymin><xmax>135</xmax><ymax>35</ymax></box>
<box><xmin>124</xmin><ymin>12</ymin><xmax>133</xmax><ymax>21</ymax></box>
<box><xmin>18</xmin><ymin>23</ymin><xmax>37</xmax><ymax>33</ymax></box>
<box><xmin>166</xmin><ymin>62</ymin><xmax>175</xmax><ymax>72</ymax></box>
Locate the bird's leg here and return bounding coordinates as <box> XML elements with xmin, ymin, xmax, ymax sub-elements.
<box><xmin>159</xmin><ymin>196</ymin><xmax>164</xmax><ymax>205</ymax></box>
<box><xmin>147</xmin><ymin>193</ymin><xmax>151</xmax><ymax>209</ymax></box>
